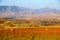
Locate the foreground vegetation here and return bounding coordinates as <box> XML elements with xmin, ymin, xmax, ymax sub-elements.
<box><xmin>0</xmin><ymin>33</ymin><xmax>60</xmax><ymax>40</ymax></box>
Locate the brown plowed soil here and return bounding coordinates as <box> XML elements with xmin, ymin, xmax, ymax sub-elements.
<box><xmin>0</xmin><ymin>28</ymin><xmax>60</xmax><ymax>33</ymax></box>
<box><xmin>0</xmin><ymin>28</ymin><xmax>60</xmax><ymax>40</ymax></box>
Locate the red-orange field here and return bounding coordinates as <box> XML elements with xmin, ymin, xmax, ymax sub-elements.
<box><xmin>0</xmin><ymin>28</ymin><xmax>60</xmax><ymax>40</ymax></box>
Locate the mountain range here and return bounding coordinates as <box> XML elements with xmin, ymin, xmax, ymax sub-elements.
<box><xmin>0</xmin><ymin>6</ymin><xmax>60</xmax><ymax>13</ymax></box>
<box><xmin>0</xmin><ymin>6</ymin><xmax>60</xmax><ymax>20</ymax></box>
<box><xmin>0</xmin><ymin>6</ymin><xmax>32</xmax><ymax>12</ymax></box>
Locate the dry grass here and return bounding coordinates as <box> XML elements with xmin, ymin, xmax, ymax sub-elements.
<box><xmin>0</xmin><ymin>19</ymin><xmax>60</xmax><ymax>29</ymax></box>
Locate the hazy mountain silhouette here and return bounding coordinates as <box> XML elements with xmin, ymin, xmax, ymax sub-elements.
<box><xmin>0</xmin><ymin>6</ymin><xmax>31</xmax><ymax>12</ymax></box>
<box><xmin>0</xmin><ymin>6</ymin><xmax>60</xmax><ymax>20</ymax></box>
<box><xmin>35</xmin><ymin>7</ymin><xmax>60</xmax><ymax>13</ymax></box>
<box><xmin>0</xmin><ymin>6</ymin><xmax>60</xmax><ymax>13</ymax></box>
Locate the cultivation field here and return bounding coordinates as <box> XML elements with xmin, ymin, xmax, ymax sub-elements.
<box><xmin>0</xmin><ymin>28</ymin><xmax>60</xmax><ymax>40</ymax></box>
<box><xmin>0</xmin><ymin>20</ymin><xmax>60</xmax><ymax>40</ymax></box>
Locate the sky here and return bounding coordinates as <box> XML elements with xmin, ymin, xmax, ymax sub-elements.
<box><xmin>0</xmin><ymin>0</ymin><xmax>60</xmax><ymax>9</ymax></box>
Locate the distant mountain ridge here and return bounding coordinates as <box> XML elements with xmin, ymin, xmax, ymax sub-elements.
<box><xmin>35</xmin><ymin>7</ymin><xmax>60</xmax><ymax>13</ymax></box>
<box><xmin>0</xmin><ymin>6</ymin><xmax>31</xmax><ymax>12</ymax></box>
<box><xmin>0</xmin><ymin>6</ymin><xmax>60</xmax><ymax>20</ymax></box>
<box><xmin>0</xmin><ymin>6</ymin><xmax>60</xmax><ymax>13</ymax></box>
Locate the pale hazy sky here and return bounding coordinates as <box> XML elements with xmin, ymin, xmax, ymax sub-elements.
<box><xmin>0</xmin><ymin>0</ymin><xmax>60</xmax><ymax>9</ymax></box>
